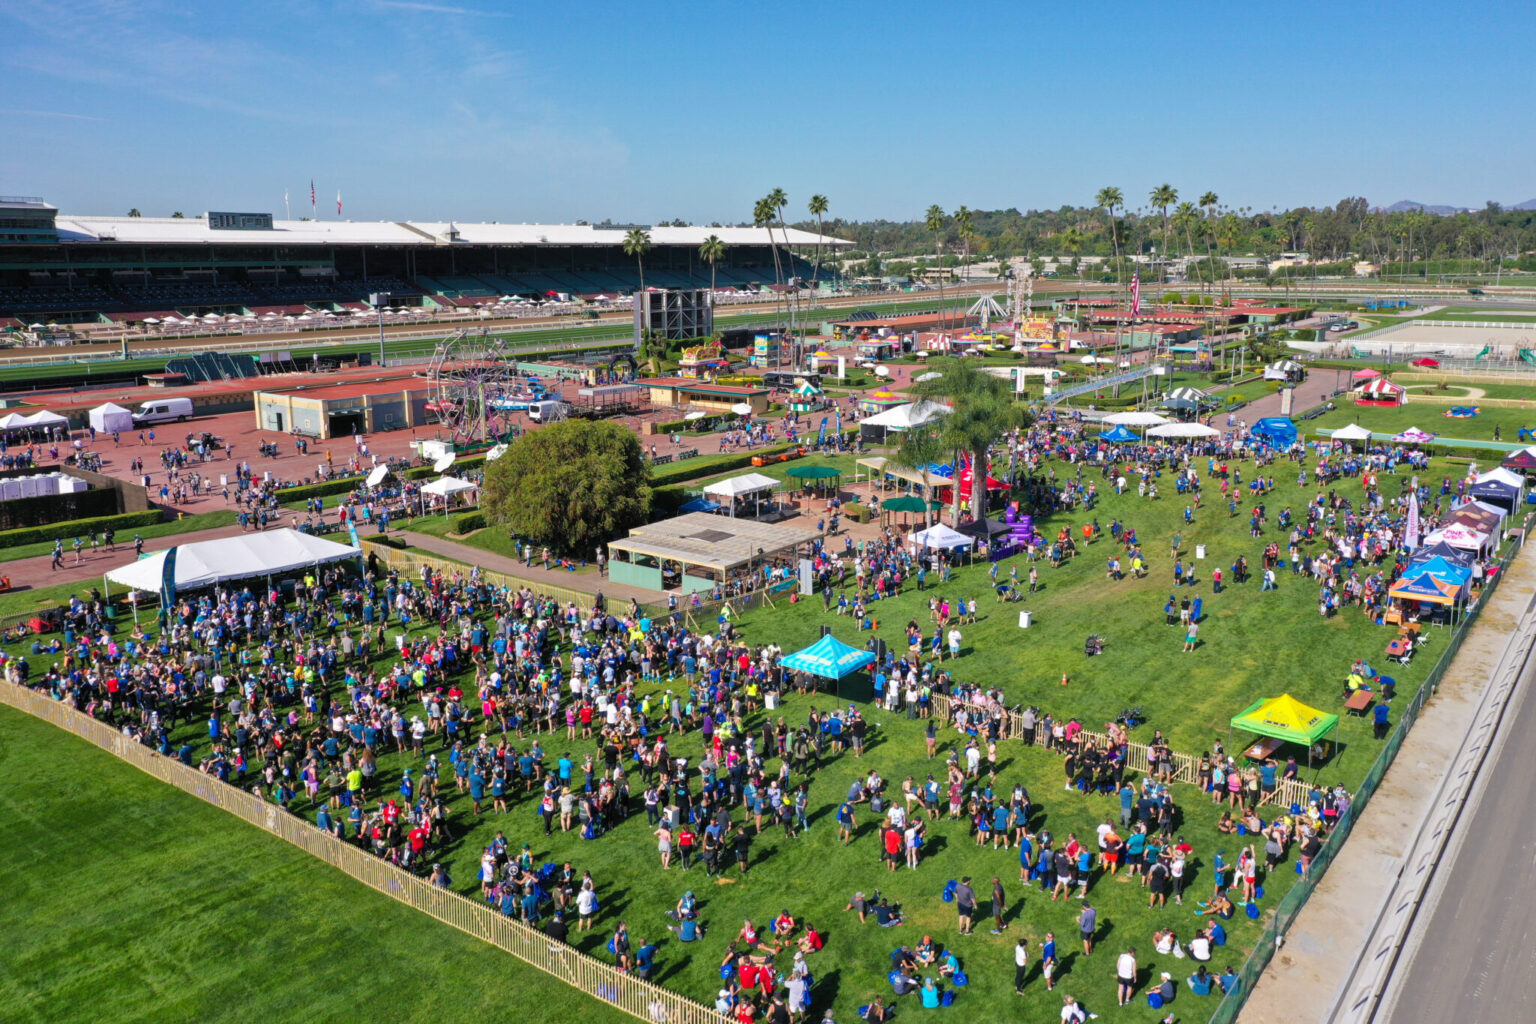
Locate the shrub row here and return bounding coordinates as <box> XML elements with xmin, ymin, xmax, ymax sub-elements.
<box><xmin>0</xmin><ymin>508</ymin><xmax>166</xmax><ymax>549</ymax></box>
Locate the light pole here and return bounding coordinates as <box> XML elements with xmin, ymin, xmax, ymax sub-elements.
<box><xmin>370</xmin><ymin>291</ymin><xmax>390</xmax><ymax>368</ymax></box>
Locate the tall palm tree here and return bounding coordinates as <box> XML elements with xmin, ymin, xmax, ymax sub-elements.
<box><xmin>127</xmin><ymin>208</ymin><xmax>142</xmax><ymax>217</ymax></box>
<box><xmin>1149</xmin><ymin>184</ymin><xmax>1178</xmax><ymax>279</ymax></box>
<box><xmin>954</xmin><ymin>206</ymin><xmax>974</xmax><ymax>284</ymax></box>
<box><xmin>767</xmin><ymin>187</ymin><xmax>791</xmax><ymax>283</ymax></box>
<box><xmin>1094</xmin><ymin>186</ymin><xmax>1123</xmax><ymax>283</ymax></box>
<box><xmin>1198</xmin><ymin>191</ymin><xmax>1219</xmax><ymax>298</ymax></box>
<box><xmin>622</xmin><ymin>226</ymin><xmax>652</xmax><ymax>296</ymax></box>
<box><xmin>753</xmin><ymin>196</ymin><xmax>783</xmax><ymax>293</ymax></box>
<box><xmin>807</xmin><ymin>194</ymin><xmax>829</xmax><ymax>285</ymax></box>
<box><xmin>1059</xmin><ymin>227</ymin><xmax>1085</xmax><ymax>280</ymax></box>
<box><xmin>925</xmin><ymin>204</ymin><xmax>947</xmax><ymax>329</ymax></box>
<box><xmin>899</xmin><ymin>358</ymin><xmax>1030</xmax><ymax>525</ymax></box>
<box><xmin>698</xmin><ymin>234</ymin><xmax>727</xmax><ymax>295</ymax></box>
<box><xmin>1173</xmin><ymin>201</ymin><xmax>1200</xmax><ymax>280</ymax></box>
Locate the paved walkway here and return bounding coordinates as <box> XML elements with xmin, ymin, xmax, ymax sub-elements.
<box><xmin>1237</xmin><ymin>541</ymin><xmax>1536</xmax><ymax>1024</ymax></box>
<box><xmin>6</xmin><ymin>521</ymin><xmax>255</xmax><ymax>594</ymax></box>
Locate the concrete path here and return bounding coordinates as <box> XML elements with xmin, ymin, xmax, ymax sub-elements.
<box><xmin>394</xmin><ymin>531</ymin><xmax>666</xmax><ymax>607</ymax></box>
<box><xmin>1237</xmin><ymin>542</ymin><xmax>1536</xmax><ymax>1024</ymax></box>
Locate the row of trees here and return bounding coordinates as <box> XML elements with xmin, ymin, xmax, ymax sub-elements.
<box><xmin>813</xmin><ymin>198</ymin><xmax>1535</xmax><ymax>273</ymax></box>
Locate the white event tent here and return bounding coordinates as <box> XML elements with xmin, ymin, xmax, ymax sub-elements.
<box><xmin>89</xmin><ymin>403</ymin><xmax>135</xmax><ymax>433</ymax></box>
<box><xmin>104</xmin><ymin>528</ymin><xmax>360</xmax><ymax>599</ymax></box>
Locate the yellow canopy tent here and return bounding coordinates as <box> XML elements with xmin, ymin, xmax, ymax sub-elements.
<box><xmin>1228</xmin><ymin>692</ymin><xmax>1341</xmax><ymax>778</ymax></box>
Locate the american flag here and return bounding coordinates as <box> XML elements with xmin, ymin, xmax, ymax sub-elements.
<box><xmin>1130</xmin><ymin>271</ymin><xmax>1141</xmax><ymax>316</ymax></box>
<box><xmin>1405</xmin><ymin>489</ymin><xmax>1420</xmax><ymax>549</ymax></box>
<box><xmin>336</xmin><ymin>191</ymin><xmax>342</xmax><ymax>216</ymax></box>
<box><xmin>310</xmin><ymin>179</ymin><xmax>316</xmax><ymax>214</ymax></box>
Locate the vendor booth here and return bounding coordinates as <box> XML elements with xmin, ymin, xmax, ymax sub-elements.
<box><xmin>778</xmin><ymin>633</ymin><xmax>876</xmax><ymax>701</ymax></box>
<box><xmin>88</xmin><ymin>402</ymin><xmax>135</xmax><ymax>434</ymax></box>
<box><xmin>1249</xmin><ymin>417</ymin><xmax>1298</xmax><ymax>448</ymax></box>
<box><xmin>1228</xmin><ymin>693</ymin><xmax>1340</xmax><ymax>779</ymax></box>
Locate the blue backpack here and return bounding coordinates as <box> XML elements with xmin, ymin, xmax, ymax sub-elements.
<box><xmin>941</xmin><ymin>990</ymin><xmax>956</xmax><ymax>1006</ymax></box>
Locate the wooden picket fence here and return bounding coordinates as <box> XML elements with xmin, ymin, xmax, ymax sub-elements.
<box><xmin>928</xmin><ymin>692</ymin><xmax>1315</xmax><ymax>812</ymax></box>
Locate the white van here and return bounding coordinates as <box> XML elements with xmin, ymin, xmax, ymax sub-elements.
<box><xmin>527</xmin><ymin>399</ymin><xmax>566</xmax><ymax>423</ymax></box>
<box><xmin>132</xmin><ymin>397</ymin><xmax>194</xmax><ymax>425</ymax></box>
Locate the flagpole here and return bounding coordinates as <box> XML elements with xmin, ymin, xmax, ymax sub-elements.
<box><xmin>284</xmin><ymin>188</ymin><xmax>290</xmax><ymax>221</ymax></box>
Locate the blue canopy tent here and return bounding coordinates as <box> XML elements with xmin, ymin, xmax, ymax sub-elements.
<box><xmin>1411</xmin><ymin>540</ymin><xmax>1474</xmax><ymax>565</ymax></box>
<box><xmin>1099</xmin><ymin>424</ymin><xmax>1141</xmax><ymax>443</ymax></box>
<box><xmin>678</xmin><ymin>497</ymin><xmax>725</xmax><ymax>513</ymax></box>
<box><xmin>1402</xmin><ymin>555</ymin><xmax>1473</xmax><ymax>586</ymax></box>
<box><xmin>1250</xmin><ymin>417</ymin><xmax>1298</xmax><ymax>448</ymax></box>
<box><xmin>779</xmin><ymin>633</ymin><xmax>877</xmax><ymax>701</ymax></box>
<box><xmin>1469</xmin><ymin>476</ymin><xmax>1522</xmax><ymax>513</ymax></box>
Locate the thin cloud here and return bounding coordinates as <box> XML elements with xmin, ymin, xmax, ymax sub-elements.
<box><xmin>367</xmin><ymin>0</ymin><xmax>512</xmax><ymax>15</ymax></box>
<box><xmin>2</xmin><ymin>108</ymin><xmax>105</xmax><ymax>121</ymax></box>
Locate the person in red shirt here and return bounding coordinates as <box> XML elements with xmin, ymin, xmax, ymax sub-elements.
<box><xmin>884</xmin><ymin>826</ymin><xmax>903</xmax><ymax>871</ymax></box>
<box><xmin>798</xmin><ymin>924</ymin><xmax>824</xmax><ymax>953</ymax></box>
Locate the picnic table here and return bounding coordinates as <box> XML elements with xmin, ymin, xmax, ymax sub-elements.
<box><xmin>1243</xmin><ymin>737</ymin><xmax>1284</xmax><ymax>762</ymax></box>
<box><xmin>1344</xmin><ymin>689</ymin><xmax>1374</xmax><ymax>716</ymax></box>
<box><xmin>1385</xmin><ymin>638</ymin><xmax>1412</xmax><ymax>659</ymax></box>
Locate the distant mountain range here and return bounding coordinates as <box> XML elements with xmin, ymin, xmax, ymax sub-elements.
<box><xmin>1380</xmin><ymin>199</ymin><xmax>1536</xmax><ymax>214</ymax></box>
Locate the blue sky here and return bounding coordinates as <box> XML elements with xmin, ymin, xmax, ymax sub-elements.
<box><xmin>2</xmin><ymin>0</ymin><xmax>1532</xmax><ymax>223</ymax></box>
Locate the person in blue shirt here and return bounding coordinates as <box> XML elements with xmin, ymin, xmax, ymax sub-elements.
<box><xmin>316</xmin><ymin>807</ymin><xmax>332</xmax><ymax>832</ymax></box>
<box><xmin>1218</xmin><ymin>966</ymin><xmax>1240</xmax><ymax>995</ymax></box>
<box><xmin>1188</xmin><ymin>966</ymin><xmax>1214</xmax><ymax>996</ymax></box>
<box><xmin>1119</xmin><ymin>782</ymin><xmax>1136</xmax><ymax>827</ymax></box>
<box><xmin>1373</xmin><ymin>700</ymin><xmax>1391</xmax><ymax>740</ymax></box>
<box><xmin>635</xmin><ymin>940</ymin><xmax>658</xmax><ymax>981</ymax></box>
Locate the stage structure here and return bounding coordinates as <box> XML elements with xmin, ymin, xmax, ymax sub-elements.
<box><xmin>634</xmin><ymin>288</ymin><xmax>714</xmax><ymax>347</ymax></box>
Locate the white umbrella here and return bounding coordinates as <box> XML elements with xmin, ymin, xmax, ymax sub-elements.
<box><xmin>142</xmin><ymin>317</ymin><xmax>160</xmax><ymax>324</ymax></box>
<box><xmin>432</xmin><ymin>453</ymin><xmax>456</xmax><ymax>473</ymax></box>
<box><xmin>685</xmin><ymin>411</ymin><xmax>708</xmax><ymax>421</ymax></box>
<box><xmin>1103</xmin><ymin>411</ymin><xmax>1171</xmax><ymax>427</ymax></box>
<box><xmin>1147</xmin><ymin>422</ymin><xmax>1221</xmax><ymax>439</ymax></box>
<box><xmin>365</xmin><ymin>465</ymin><xmax>390</xmax><ymax>488</ymax></box>
<box><xmin>915</xmin><ymin>371</ymin><xmax>943</xmax><ymax>382</ymax></box>
<box><xmin>730</xmin><ymin>403</ymin><xmax>754</xmax><ymax>415</ymax></box>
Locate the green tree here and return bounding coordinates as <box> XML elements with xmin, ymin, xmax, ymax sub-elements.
<box><xmin>925</xmin><ymin>204</ymin><xmax>947</xmax><ymax>328</ymax></box>
<box><xmin>482</xmin><ymin>419</ymin><xmax>652</xmax><ymax>554</ymax></box>
<box><xmin>698</xmin><ymin>234</ymin><xmax>727</xmax><ymax>294</ymax></box>
<box><xmin>899</xmin><ymin>358</ymin><xmax>1030</xmax><ymax>525</ymax></box>
<box><xmin>954</xmin><ymin>205</ymin><xmax>974</xmax><ymax>283</ymax></box>
<box><xmin>1095</xmin><ymin>186</ymin><xmax>1123</xmax><ymax>283</ymax></box>
<box><xmin>171</xmin><ymin>211</ymin><xmax>185</xmax><ymax>219</ymax></box>
<box><xmin>807</xmin><ymin>193</ymin><xmax>829</xmax><ymax>284</ymax></box>
<box><xmin>1199</xmin><ymin>191</ymin><xmax>1220</xmax><ymax>298</ymax></box>
<box><xmin>622</xmin><ymin>227</ymin><xmax>651</xmax><ymax>295</ymax></box>
<box><xmin>127</xmin><ymin>208</ymin><xmax>141</xmax><ymax>217</ymax></box>
<box><xmin>1148</xmin><ymin>184</ymin><xmax>1178</xmax><ymax>276</ymax></box>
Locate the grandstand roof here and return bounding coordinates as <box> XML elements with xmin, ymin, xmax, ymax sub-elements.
<box><xmin>47</xmin><ymin>215</ymin><xmax>849</xmax><ymax>249</ymax></box>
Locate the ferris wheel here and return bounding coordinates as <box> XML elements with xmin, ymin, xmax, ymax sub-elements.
<box><xmin>423</xmin><ymin>327</ymin><xmax>516</xmax><ymax>444</ymax></box>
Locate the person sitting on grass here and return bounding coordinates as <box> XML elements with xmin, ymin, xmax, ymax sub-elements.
<box><xmin>843</xmin><ymin>891</ymin><xmax>869</xmax><ymax>923</ymax></box>
<box><xmin>1216</xmin><ymin>811</ymin><xmax>1238</xmax><ymax>834</ymax></box>
<box><xmin>1188</xmin><ymin>965</ymin><xmax>1215</xmax><ymax>996</ymax></box>
<box><xmin>770</xmin><ymin>909</ymin><xmax>798</xmax><ymax>939</ymax></box>
<box><xmin>798</xmin><ymin>923</ymin><xmax>825</xmax><ymax>954</ymax></box>
<box><xmin>1195</xmin><ymin>892</ymin><xmax>1234</xmax><ymax>918</ymax></box>
<box><xmin>873</xmin><ymin>896</ymin><xmax>904</xmax><ymax>927</ymax></box>
<box><xmin>913</xmin><ymin>934</ymin><xmax>937</xmax><ymax>966</ymax></box>
<box><xmin>740</xmin><ymin>919</ymin><xmax>782</xmax><ymax>956</ymax></box>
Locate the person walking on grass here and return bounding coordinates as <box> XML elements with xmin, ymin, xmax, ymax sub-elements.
<box><xmin>1116</xmin><ymin>946</ymin><xmax>1138</xmax><ymax>1006</ymax></box>
<box><xmin>1077</xmin><ymin>901</ymin><xmax>1097</xmax><ymax>956</ymax></box>
<box><xmin>990</xmin><ymin>876</ymin><xmax>1008</xmax><ymax>934</ymax></box>
<box><xmin>954</xmin><ymin>876</ymin><xmax>976</xmax><ymax>935</ymax></box>
<box><xmin>1183</xmin><ymin>620</ymin><xmax>1199</xmax><ymax>653</ymax></box>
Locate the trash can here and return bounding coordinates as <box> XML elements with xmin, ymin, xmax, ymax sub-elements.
<box><xmin>1018</xmin><ymin>610</ymin><xmax>1033</xmax><ymax>629</ymax></box>
<box><xmin>765</xmin><ymin>691</ymin><xmax>779</xmax><ymax>710</ymax></box>
<box><xmin>1196</xmin><ymin>543</ymin><xmax>1207</xmax><ymax>560</ymax></box>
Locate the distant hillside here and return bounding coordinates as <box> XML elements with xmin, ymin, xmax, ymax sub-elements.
<box><xmin>1383</xmin><ymin>200</ymin><xmax>1467</xmax><ymax>215</ymax></box>
<box><xmin>1513</xmin><ymin>198</ymin><xmax>1536</xmax><ymax>211</ymax></box>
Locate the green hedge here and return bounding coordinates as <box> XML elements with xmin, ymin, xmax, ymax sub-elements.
<box><xmin>0</xmin><ymin>509</ymin><xmax>165</xmax><ymax>549</ymax></box>
<box><xmin>359</xmin><ymin>534</ymin><xmax>408</xmax><ymax>550</ymax></box>
<box><xmin>453</xmin><ymin>512</ymin><xmax>488</xmax><ymax>533</ymax></box>
<box><xmin>649</xmin><ymin>444</ymin><xmax>800</xmax><ymax>487</ymax></box>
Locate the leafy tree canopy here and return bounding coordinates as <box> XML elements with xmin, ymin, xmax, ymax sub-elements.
<box><xmin>482</xmin><ymin>420</ymin><xmax>652</xmax><ymax>554</ymax></box>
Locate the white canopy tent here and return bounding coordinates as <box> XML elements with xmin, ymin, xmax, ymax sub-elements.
<box><xmin>910</xmin><ymin>523</ymin><xmax>975</xmax><ymax>551</ymax></box>
<box><xmin>23</xmin><ymin>410</ymin><xmax>68</xmax><ymax>429</ymax></box>
<box><xmin>1328</xmin><ymin>424</ymin><xmax>1372</xmax><ymax>442</ymax></box>
<box><xmin>420</xmin><ymin>475</ymin><xmax>479</xmax><ymax>515</ymax></box>
<box><xmin>1102</xmin><ymin>411</ymin><xmax>1170</xmax><ymax>427</ymax></box>
<box><xmin>1475</xmin><ymin>467</ymin><xmax>1524</xmax><ymax>490</ymax></box>
<box><xmin>861</xmin><ymin>400</ymin><xmax>952</xmax><ymax>432</ymax></box>
<box><xmin>89</xmin><ymin>402</ymin><xmax>135</xmax><ymax>434</ymax></box>
<box><xmin>104</xmin><ymin>528</ymin><xmax>359</xmax><ymax>597</ymax></box>
<box><xmin>1147</xmin><ymin>422</ymin><xmax>1221</xmax><ymax>439</ymax></box>
<box><xmin>703</xmin><ymin>472</ymin><xmax>780</xmax><ymax>518</ymax></box>
<box><xmin>1422</xmin><ymin>522</ymin><xmax>1492</xmax><ymax>553</ymax></box>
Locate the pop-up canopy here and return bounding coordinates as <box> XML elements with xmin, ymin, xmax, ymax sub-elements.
<box><xmin>1250</xmin><ymin>417</ymin><xmax>1298</xmax><ymax>447</ymax></box>
<box><xmin>89</xmin><ymin>402</ymin><xmax>134</xmax><ymax>434</ymax></box>
<box><xmin>104</xmin><ymin>528</ymin><xmax>360</xmax><ymax>602</ymax></box>
<box><xmin>779</xmin><ymin>633</ymin><xmax>877</xmax><ymax>700</ymax></box>
<box><xmin>910</xmin><ymin>523</ymin><xmax>975</xmax><ymax>550</ymax></box>
<box><xmin>1229</xmin><ymin>693</ymin><xmax>1341</xmax><ymax>776</ymax></box>
<box><xmin>1099</xmin><ymin>424</ymin><xmax>1140</xmax><ymax>443</ymax></box>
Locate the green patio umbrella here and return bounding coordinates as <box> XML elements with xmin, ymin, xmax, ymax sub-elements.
<box><xmin>880</xmin><ymin>495</ymin><xmax>928</xmax><ymax>513</ymax></box>
<box><xmin>786</xmin><ymin>464</ymin><xmax>841</xmax><ymax>480</ymax></box>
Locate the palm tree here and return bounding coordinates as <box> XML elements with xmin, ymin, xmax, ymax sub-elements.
<box><xmin>1149</xmin><ymin>184</ymin><xmax>1178</xmax><ymax>279</ymax></box>
<box><xmin>925</xmin><ymin>205</ymin><xmax>946</xmax><ymax>327</ymax></box>
<box><xmin>1199</xmin><ymin>191</ymin><xmax>1219</xmax><ymax>298</ymax></box>
<box><xmin>899</xmin><ymin>357</ymin><xmax>1030</xmax><ymax>526</ymax></box>
<box><xmin>1059</xmin><ymin>227</ymin><xmax>1085</xmax><ymax>280</ymax></box>
<box><xmin>622</xmin><ymin>227</ymin><xmax>652</xmax><ymax>296</ymax></box>
<box><xmin>954</xmin><ymin>206</ymin><xmax>974</xmax><ymax>284</ymax></box>
<box><xmin>893</xmin><ymin>426</ymin><xmax>947</xmax><ymax>529</ymax></box>
<box><xmin>127</xmin><ymin>208</ymin><xmax>141</xmax><ymax>217</ymax></box>
<box><xmin>807</xmin><ymin>194</ymin><xmax>829</xmax><ymax>285</ymax></box>
<box><xmin>1095</xmin><ymin>186</ymin><xmax>1123</xmax><ymax>284</ymax></box>
<box><xmin>768</xmin><ymin>187</ymin><xmax>791</xmax><ymax>283</ymax></box>
<box><xmin>698</xmin><ymin>234</ymin><xmax>727</xmax><ymax>295</ymax></box>
<box><xmin>639</xmin><ymin>329</ymin><xmax>670</xmax><ymax>375</ymax></box>
<box><xmin>1173</xmin><ymin>201</ymin><xmax>1200</xmax><ymax>280</ymax></box>
<box><xmin>753</xmin><ymin>196</ymin><xmax>783</xmax><ymax>293</ymax></box>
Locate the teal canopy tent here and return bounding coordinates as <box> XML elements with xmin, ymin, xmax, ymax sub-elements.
<box><xmin>779</xmin><ymin>633</ymin><xmax>877</xmax><ymax>701</ymax></box>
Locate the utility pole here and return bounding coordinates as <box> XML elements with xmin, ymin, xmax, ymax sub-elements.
<box><xmin>370</xmin><ymin>291</ymin><xmax>390</xmax><ymax>368</ymax></box>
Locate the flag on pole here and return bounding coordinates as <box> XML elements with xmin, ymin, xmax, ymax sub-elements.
<box><xmin>337</xmin><ymin>191</ymin><xmax>343</xmax><ymax>217</ymax></box>
<box><xmin>1130</xmin><ymin>271</ymin><xmax>1141</xmax><ymax>316</ymax></box>
<box><xmin>310</xmin><ymin>179</ymin><xmax>315</xmax><ymax>207</ymax></box>
<box><xmin>1405</xmin><ymin>489</ymin><xmax>1420</xmax><ymax>550</ymax></box>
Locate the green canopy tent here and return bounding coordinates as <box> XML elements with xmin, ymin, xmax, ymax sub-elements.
<box><xmin>785</xmin><ymin>463</ymin><xmax>843</xmax><ymax>502</ymax></box>
<box><xmin>1228</xmin><ymin>693</ymin><xmax>1341</xmax><ymax>781</ymax></box>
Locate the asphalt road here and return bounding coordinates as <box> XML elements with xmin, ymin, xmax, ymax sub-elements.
<box><xmin>1387</xmin><ymin>645</ymin><xmax>1536</xmax><ymax>1022</ymax></box>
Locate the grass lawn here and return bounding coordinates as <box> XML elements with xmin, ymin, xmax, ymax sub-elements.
<box><xmin>0</xmin><ymin>705</ymin><xmax>634</xmax><ymax>1024</ymax></box>
<box><xmin>1308</xmin><ymin>401</ymin><xmax>1534</xmax><ymax>443</ymax></box>
<box><xmin>5</xmin><ymin>439</ymin><xmax>1484</xmax><ymax>1023</ymax></box>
